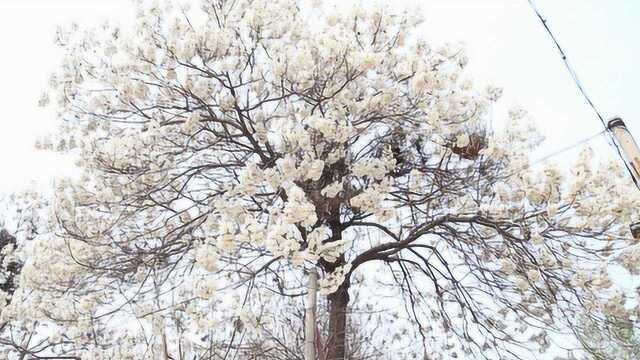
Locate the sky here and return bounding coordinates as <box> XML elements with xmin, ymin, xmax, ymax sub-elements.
<box><xmin>1</xmin><ymin>0</ymin><xmax>639</xmax><ymax>195</ymax></box>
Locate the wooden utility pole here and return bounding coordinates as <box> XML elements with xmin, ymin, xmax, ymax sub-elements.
<box><xmin>608</xmin><ymin>117</ymin><xmax>640</xmax><ymax>180</ymax></box>
<box><xmin>304</xmin><ymin>270</ymin><xmax>318</xmax><ymax>360</ymax></box>
<box><xmin>608</xmin><ymin>117</ymin><xmax>640</xmax><ymax>238</ymax></box>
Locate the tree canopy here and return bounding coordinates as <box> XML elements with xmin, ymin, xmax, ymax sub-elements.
<box><xmin>1</xmin><ymin>1</ymin><xmax>640</xmax><ymax>359</ymax></box>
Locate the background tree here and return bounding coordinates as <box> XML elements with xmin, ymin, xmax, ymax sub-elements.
<box><xmin>4</xmin><ymin>0</ymin><xmax>640</xmax><ymax>359</ymax></box>
<box><xmin>574</xmin><ymin>310</ymin><xmax>640</xmax><ymax>359</ymax></box>
<box><xmin>0</xmin><ymin>230</ymin><xmax>19</xmax><ymax>298</ymax></box>
<box><xmin>0</xmin><ymin>193</ymin><xmax>70</xmax><ymax>359</ymax></box>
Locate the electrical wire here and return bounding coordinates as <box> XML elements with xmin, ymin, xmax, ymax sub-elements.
<box><xmin>527</xmin><ymin>0</ymin><xmax>606</xmax><ymax>129</ymax></box>
<box><xmin>526</xmin><ymin>0</ymin><xmax>640</xmax><ymax>190</ymax></box>
<box><xmin>502</xmin><ymin>129</ymin><xmax>605</xmax><ymax>180</ymax></box>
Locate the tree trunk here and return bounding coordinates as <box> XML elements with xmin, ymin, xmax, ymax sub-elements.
<box><xmin>326</xmin><ymin>283</ymin><xmax>349</xmax><ymax>360</ymax></box>
<box><xmin>323</xmin><ymin>194</ymin><xmax>349</xmax><ymax>360</ymax></box>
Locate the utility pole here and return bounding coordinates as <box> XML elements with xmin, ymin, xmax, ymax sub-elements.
<box><xmin>304</xmin><ymin>270</ymin><xmax>318</xmax><ymax>360</ymax></box>
<box><xmin>608</xmin><ymin>117</ymin><xmax>640</xmax><ymax>180</ymax></box>
<box><xmin>607</xmin><ymin>117</ymin><xmax>640</xmax><ymax>238</ymax></box>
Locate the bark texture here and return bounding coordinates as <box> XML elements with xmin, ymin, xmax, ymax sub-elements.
<box><xmin>325</xmin><ymin>283</ymin><xmax>349</xmax><ymax>360</ymax></box>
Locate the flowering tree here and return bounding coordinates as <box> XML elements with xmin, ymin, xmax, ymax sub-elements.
<box><xmin>0</xmin><ymin>230</ymin><xmax>19</xmax><ymax>299</ymax></box>
<box><xmin>4</xmin><ymin>0</ymin><xmax>640</xmax><ymax>359</ymax></box>
<box><xmin>0</xmin><ymin>193</ymin><xmax>50</xmax><ymax>359</ymax></box>
<box><xmin>576</xmin><ymin>314</ymin><xmax>640</xmax><ymax>360</ymax></box>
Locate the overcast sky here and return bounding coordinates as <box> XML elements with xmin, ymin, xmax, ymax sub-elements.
<box><xmin>1</xmin><ymin>0</ymin><xmax>639</xmax><ymax>195</ymax></box>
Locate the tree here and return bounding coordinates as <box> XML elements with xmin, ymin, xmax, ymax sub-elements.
<box><xmin>0</xmin><ymin>192</ymin><xmax>58</xmax><ymax>359</ymax></box>
<box><xmin>574</xmin><ymin>310</ymin><xmax>640</xmax><ymax>359</ymax></box>
<box><xmin>5</xmin><ymin>0</ymin><xmax>640</xmax><ymax>358</ymax></box>
<box><xmin>0</xmin><ymin>230</ymin><xmax>20</xmax><ymax>298</ymax></box>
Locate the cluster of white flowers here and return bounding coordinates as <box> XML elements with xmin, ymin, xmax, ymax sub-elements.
<box><xmin>500</xmin><ymin>258</ymin><xmax>517</xmax><ymax>275</ymax></box>
<box><xmin>181</xmin><ymin>113</ymin><xmax>201</xmax><ymax>134</ymax></box>
<box><xmin>352</xmin><ymin>157</ymin><xmax>396</xmax><ymax>180</ymax></box>
<box><xmin>306</xmin><ymin>159</ymin><xmax>325</xmax><ymax>182</ymax></box>
<box><xmin>455</xmin><ymin>133</ymin><xmax>471</xmax><ymax>148</ymax></box>
<box><xmin>265</xmin><ymin>222</ymin><xmax>302</xmax><ymax>258</ymax></box>
<box><xmin>193</xmin><ymin>243</ymin><xmax>218</xmax><ymax>272</ymax></box>
<box><xmin>321</xmin><ymin>181</ymin><xmax>343</xmax><ymax>198</ymax></box>
<box><xmin>319</xmin><ymin>264</ymin><xmax>352</xmax><ymax>295</ymax></box>
<box><xmin>193</xmin><ymin>277</ymin><xmax>217</xmax><ymax>299</ymax></box>
<box><xmin>304</xmin><ymin>116</ymin><xmax>353</xmax><ymax>144</ymax></box>
<box><xmin>282</xmin><ymin>185</ymin><xmax>317</xmax><ymax>228</ymax></box>
<box><xmin>350</xmin><ymin>179</ymin><xmax>395</xmax><ymax>221</ymax></box>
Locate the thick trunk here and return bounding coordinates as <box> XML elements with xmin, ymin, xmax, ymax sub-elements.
<box><xmin>323</xmin><ymin>190</ymin><xmax>349</xmax><ymax>360</ymax></box>
<box><xmin>326</xmin><ymin>283</ymin><xmax>349</xmax><ymax>360</ymax></box>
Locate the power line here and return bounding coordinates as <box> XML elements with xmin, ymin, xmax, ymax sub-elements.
<box><xmin>526</xmin><ymin>0</ymin><xmax>607</xmax><ymax>129</ymax></box>
<box><xmin>503</xmin><ymin>129</ymin><xmax>605</xmax><ymax>180</ymax></box>
<box><xmin>529</xmin><ymin>130</ymin><xmax>604</xmax><ymax>167</ymax></box>
<box><xmin>526</xmin><ymin>0</ymin><xmax>640</xmax><ymax>190</ymax></box>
